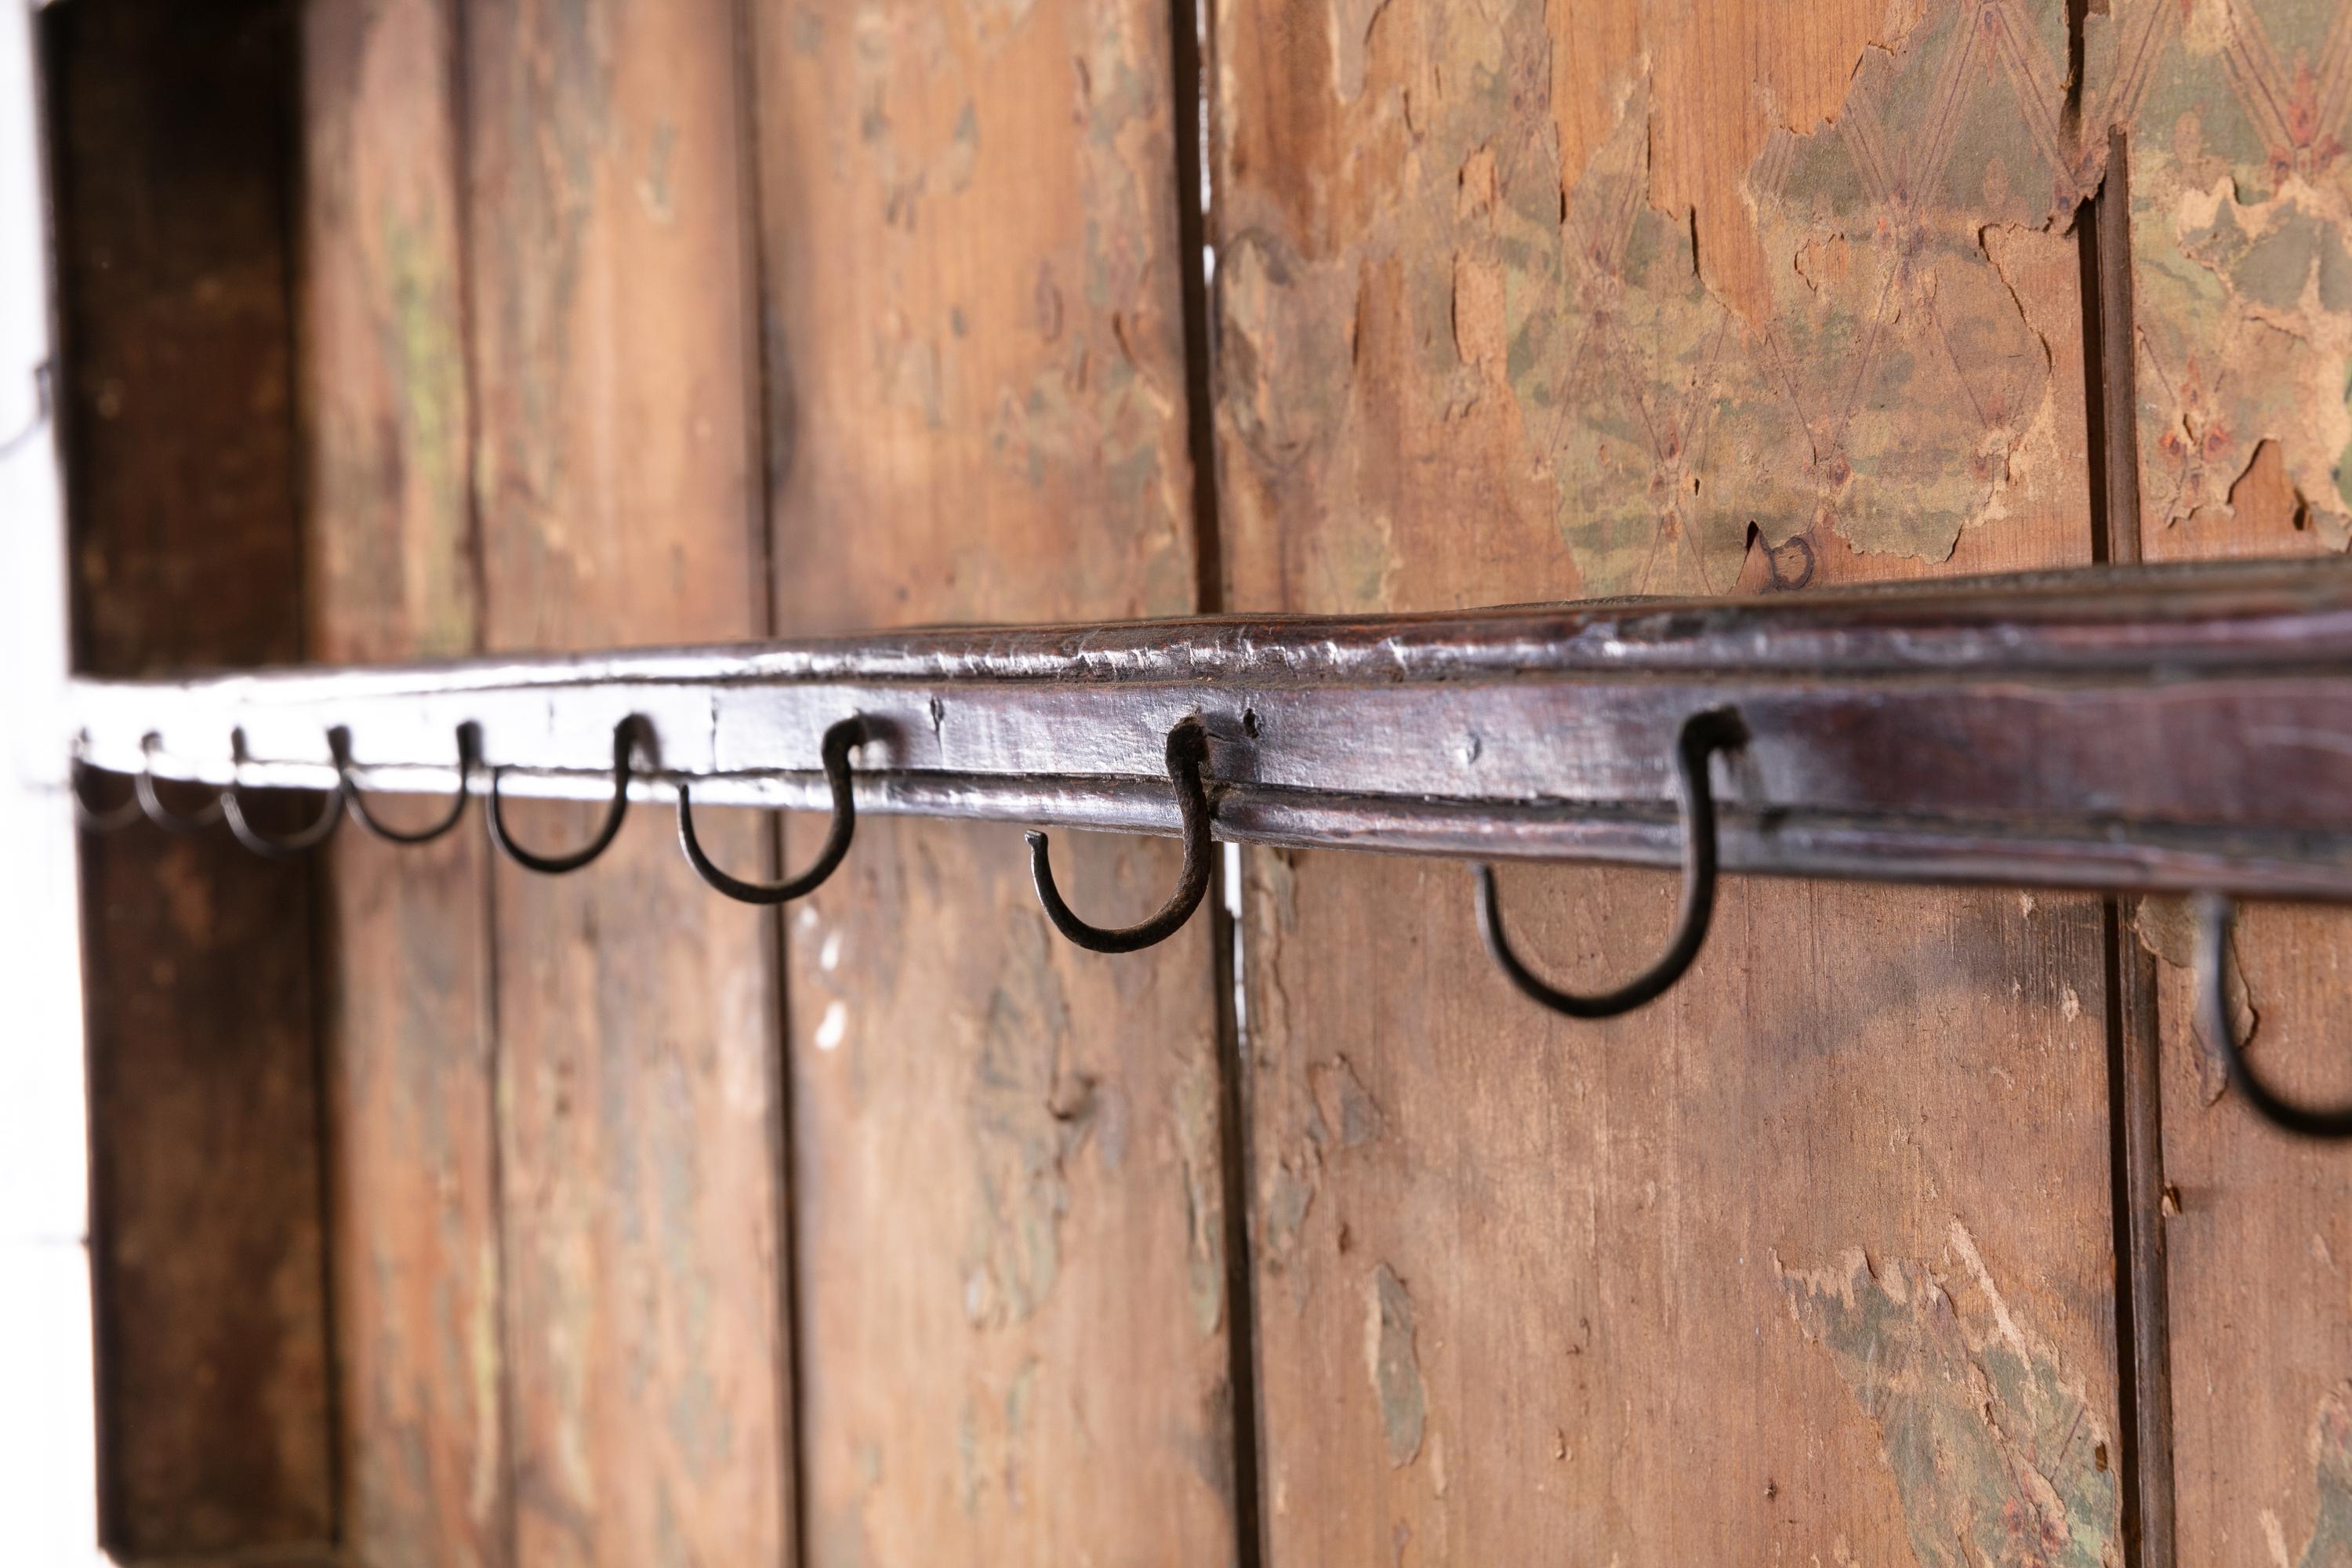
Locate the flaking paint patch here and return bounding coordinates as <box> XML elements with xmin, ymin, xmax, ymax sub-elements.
<box><xmin>963</xmin><ymin>914</ymin><xmax>1080</xmax><ymax>1326</ymax></box>
<box><xmin>2088</xmin><ymin>0</ymin><xmax>2352</xmax><ymax>548</ymax></box>
<box><xmin>1216</xmin><ymin>0</ymin><xmax>2094</xmax><ymax>612</ymax></box>
<box><xmin>1174</xmin><ymin>1056</ymin><xmax>1229</xmax><ymax>1339</ymax></box>
<box><xmin>1366</xmin><ymin>1262</ymin><xmax>1427</xmax><ymax>1468</ymax></box>
<box><xmin>2296</xmin><ymin>1381</ymin><xmax>2352</xmax><ymax>1563</ymax></box>
<box><xmin>1778</xmin><ymin>1225</ymin><xmax>2121</xmax><ymax>1566</ymax></box>
<box><xmin>2136</xmin><ymin>894</ymin><xmax>2259</xmax><ymax>1106</ymax></box>
<box><xmin>1506</xmin><ymin>0</ymin><xmax>2089</xmax><ymax>588</ymax></box>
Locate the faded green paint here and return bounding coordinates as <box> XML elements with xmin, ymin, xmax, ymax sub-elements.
<box><xmin>1217</xmin><ymin>0</ymin><xmax>2089</xmax><ymax>604</ymax></box>
<box><xmin>1779</xmin><ymin>1231</ymin><xmax>2120</xmax><ymax>1567</ymax></box>
<box><xmin>2300</xmin><ymin>1383</ymin><xmax>2352</xmax><ymax>1565</ymax></box>
<box><xmin>1174</xmin><ymin>1055</ymin><xmax>1229</xmax><ymax>1340</ymax></box>
<box><xmin>1367</xmin><ymin>1262</ymin><xmax>1426</xmax><ymax>1468</ymax></box>
<box><xmin>963</xmin><ymin>916</ymin><xmax>1079</xmax><ymax>1326</ymax></box>
<box><xmin>1504</xmin><ymin>0</ymin><xmax>2083</xmax><ymax>590</ymax></box>
<box><xmin>2088</xmin><ymin>0</ymin><xmax>2352</xmax><ymax>547</ymax></box>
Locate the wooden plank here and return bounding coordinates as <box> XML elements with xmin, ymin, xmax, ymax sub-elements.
<box><xmin>747</xmin><ymin>0</ymin><xmax>1241</xmax><ymax>1554</ymax></box>
<box><xmin>44</xmin><ymin>0</ymin><xmax>336</xmax><ymax>1555</ymax></box>
<box><xmin>2094</xmin><ymin>2</ymin><xmax>2352</xmax><ymax>1552</ymax></box>
<box><xmin>463</xmin><ymin>1</ymin><xmax>789</xmax><ymax>1560</ymax></box>
<box><xmin>299</xmin><ymin>1</ymin><xmax>504</xmax><ymax>1563</ymax></box>
<box><xmin>1214</xmin><ymin>0</ymin><xmax>2129</xmax><ymax>1555</ymax></box>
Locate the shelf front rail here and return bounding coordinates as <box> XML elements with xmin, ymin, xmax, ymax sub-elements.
<box><xmin>59</xmin><ymin>558</ymin><xmax>2352</xmax><ymax>902</ymax></box>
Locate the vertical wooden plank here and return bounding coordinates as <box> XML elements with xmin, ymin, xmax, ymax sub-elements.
<box><xmin>1214</xmin><ymin>0</ymin><xmax>2128</xmax><ymax>1556</ymax></box>
<box><xmin>45</xmin><ymin>0</ymin><xmax>337</xmax><ymax>1555</ymax></box>
<box><xmin>749</xmin><ymin>0</ymin><xmax>1240</xmax><ymax>1558</ymax></box>
<box><xmin>465</xmin><ymin>1</ymin><xmax>789</xmax><ymax>1561</ymax></box>
<box><xmin>302</xmin><ymin>1</ymin><xmax>505</xmax><ymax>1563</ymax></box>
<box><xmin>2091</xmin><ymin>1</ymin><xmax>2352</xmax><ymax>1553</ymax></box>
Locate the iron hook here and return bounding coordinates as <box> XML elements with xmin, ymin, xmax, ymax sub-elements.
<box><xmin>2195</xmin><ymin>893</ymin><xmax>2352</xmax><ymax>1139</ymax></box>
<box><xmin>677</xmin><ymin>716</ymin><xmax>870</xmax><ymax>905</ymax></box>
<box><xmin>335</xmin><ymin>723</ymin><xmax>478</xmax><ymax>845</ymax></box>
<box><xmin>485</xmin><ymin>717</ymin><xmax>640</xmax><ymax>875</ymax></box>
<box><xmin>71</xmin><ymin>752</ymin><xmax>140</xmax><ymax>833</ymax></box>
<box><xmin>1026</xmin><ymin>716</ymin><xmax>1214</xmax><ymax>954</ymax></box>
<box><xmin>219</xmin><ymin>729</ymin><xmax>344</xmax><ymax>858</ymax></box>
<box><xmin>134</xmin><ymin>733</ymin><xmax>225</xmax><ymax>834</ymax></box>
<box><xmin>1475</xmin><ymin>707</ymin><xmax>1746</xmax><ymax>1018</ymax></box>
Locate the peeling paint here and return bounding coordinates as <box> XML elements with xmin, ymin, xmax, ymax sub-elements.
<box><xmin>1778</xmin><ymin>1225</ymin><xmax>2121</xmax><ymax>1566</ymax></box>
<box><xmin>1307</xmin><ymin>1054</ymin><xmax>1385</xmax><ymax>1150</ymax></box>
<box><xmin>2296</xmin><ymin>1381</ymin><xmax>2352</xmax><ymax>1564</ymax></box>
<box><xmin>1366</xmin><ymin>1262</ymin><xmax>1427</xmax><ymax>1468</ymax></box>
<box><xmin>963</xmin><ymin>916</ymin><xmax>1080</xmax><ymax>1326</ymax></box>
<box><xmin>2089</xmin><ymin>0</ymin><xmax>2352</xmax><ymax>549</ymax></box>
<box><xmin>1507</xmin><ymin>0</ymin><xmax>2087</xmax><ymax>588</ymax></box>
<box><xmin>2136</xmin><ymin>894</ymin><xmax>2259</xmax><ymax>1105</ymax></box>
<box><xmin>1174</xmin><ymin>1056</ymin><xmax>1229</xmax><ymax>1339</ymax></box>
<box><xmin>1218</xmin><ymin>0</ymin><xmax>2095</xmax><ymax>609</ymax></box>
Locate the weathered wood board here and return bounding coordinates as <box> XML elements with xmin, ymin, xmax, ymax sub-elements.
<box><xmin>2092</xmin><ymin>2</ymin><xmax>2352</xmax><ymax>1554</ymax></box>
<box><xmin>46</xmin><ymin>0</ymin><xmax>336</xmax><ymax>1555</ymax></box>
<box><xmin>464</xmin><ymin>1</ymin><xmax>791</xmax><ymax>1560</ymax></box>
<box><xmin>302</xmin><ymin>0</ymin><xmax>505</xmax><ymax>1563</ymax></box>
<box><xmin>749</xmin><ymin>0</ymin><xmax>1242</xmax><ymax>1556</ymax></box>
<box><xmin>1213</xmin><ymin>0</ymin><xmax>2127</xmax><ymax>1556</ymax></box>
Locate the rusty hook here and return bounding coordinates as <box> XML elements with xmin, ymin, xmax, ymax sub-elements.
<box><xmin>335</xmin><ymin>723</ymin><xmax>477</xmax><ymax>845</ymax></box>
<box><xmin>1026</xmin><ymin>716</ymin><xmax>1214</xmax><ymax>954</ymax></box>
<box><xmin>1475</xmin><ymin>707</ymin><xmax>1745</xmax><ymax>1019</ymax></box>
<box><xmin>71</xmin><ymin>748</ymin><xmax>140</xmax><ymax>833</ymax></box>
<box><xmin>677</xmin><ymin>716</ymin><xmax>870</xmax><ymax>905</ymax></box>
<box><xmin>133</xmin><ymin>733</ymin><xmax>225</xmax><ymax>834</ymax></box>
<box><xmin>2195</xmin><ymin>894</ymin><xmax>2352</xmax><ymax>1139</ymax></box>
<box><xmin>218</xmin><ymin>728</ymin><xmax>344</xmax><ymax>858</ymax></box>
<box><xmin>485</xmin><ymin>717</ymin><xmax>640</xmax><ymax>875</ymax></box>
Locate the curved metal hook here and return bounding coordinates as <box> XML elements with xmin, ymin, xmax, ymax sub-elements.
<box><xmin>1475</xmin><ymin>706</ymin><xmax>1746</xmax><ymax>1019</ymax></box>
<box><xmin>134</xmin><ymin>734</ymin><xmax>224</xmax><ymax>834</ymax></box>
<box><xmin>677</xmin><ymin>716</ymin><xmax>870</xmax><ymax>905</ymax></box>
<box><xmin>1025</xmin><ymin>716</ymin><xmax>1214</xmax><ymax>954</ymax></box>
<box><xmin>219</xmin><ymin>730</ymin><xmax>344</xmax><ymax>858</ymax></box>
<box><xmin>2196</xmin><ymin>893</ymin><xmax>2352</xmax><ymax>1139</ymax></box>
<box><xmin>336</xmin><ymin>723</ymin><xmax>478</xmax><ymax>845</ymax></box>
<box><xmin>485</xmin><ymin>717</ymin><xmax>639</xmax><ymax>875</ymax></box>
<box><xmin>71</xmin><ymin>756</ymin><xmax>140</xmax><ymax>833</ymax></box>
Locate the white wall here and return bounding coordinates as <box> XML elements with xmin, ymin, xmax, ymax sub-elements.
<box><xmin>0</xmin><ymin>0</ymin><xmax>106</xmax><ymax>1559</ymax></box>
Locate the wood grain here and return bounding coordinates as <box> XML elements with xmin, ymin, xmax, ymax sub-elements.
<box><xmin>301</xmin><ymin>1</ymin><xmax>503</xmax><ymax>1563</ymax></box>
<box><xmin>1214</xmin><ymin>0</ymin><xmax>2126</xmax><ymax>1555</ymax></box>
<box><xmin>464</xmin><ymin>1</ymin><xmax>789</xmax><ymax>1560</ymax></box>
<box><xmin>749</xmin><ymin>0</ymin><xmax>1240</xmax><ymax>1556</ymax></box>
<box><xmin>45</xmin><ymin>0</ymin><xmax>336</xmax><ymax>1555</ymax></box>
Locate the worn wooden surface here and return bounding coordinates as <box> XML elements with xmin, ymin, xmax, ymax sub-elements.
<box><xmin>47</xmin><ymin>0</ymin><xmax>336</xmax><ymax>1556</ymax></box>
<box><xmin>750</xmin><ymin>0</ymin><xmax>1240</xmax><ymax>1557</ymax></box>
<box><xmin>1214</xmin><ymin>0</ymin><xmax>2129</xmax><ymax>1556</ymax></box>
<box><xmin>302</xmin><ymin>1</ymin><xmax>505</xmax><ymax>1563</ymax></box>
<box><xmin>464</xmin><ymin>1</ymin><xmax>790</xmax><ymax>1561</ymax></box>
<box><xmin>2088</xmin><ymin>0</ymin><xmax>2352</xmax><ymax>1556</ymax></box>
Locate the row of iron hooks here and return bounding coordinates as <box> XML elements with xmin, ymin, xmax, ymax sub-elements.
<box><xmin>70</xmin><ymin>706</ymin><xmax>2342</xmax><ymax>1140</ymax></box>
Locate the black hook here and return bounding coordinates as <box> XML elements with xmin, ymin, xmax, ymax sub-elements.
<box><xmin>1475</xmin><ymin>707</ymin><xmax>1746</xmax><ymax>1019</ymax></box>
<box><xmin>2195</xmin><ymin>894</ymin><xmax>2352</xmax><ymax>1139</ymax></box>
<box><xmin>485</xmin><ymin>717</ymin><xmax>639</xmax><ymax>875</ymax></box>
<box><xmin>218</xmin><ymin>729</ymin><xmax>343</xmax><ymax>858</ymax></box>
<box><xmin>71</xmin><ymin>754</ymin><xmax>140</xmax><ymax>833</ymax></box>
<box><xmin>677</xmin><ymin>716</ymin><xmax>869</xmax><ymax>905</ymax></box>
<box><xmin>134</xmin><ymin>734</ymin><xmax>225</xmax><ymax>834</ymax></box>
<box><xmin>335</xmin><ymin>723</ymin><xmax>478</xmax><ymax>845</ymax></box>
<box><xmin>1026</xmin><ymin>716</ymin><xmax>1214</xmax><ymax>954</ymax></box>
